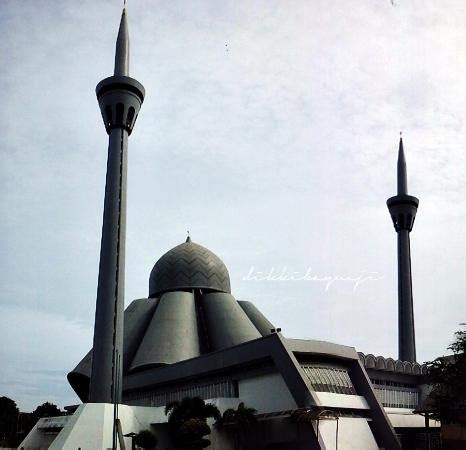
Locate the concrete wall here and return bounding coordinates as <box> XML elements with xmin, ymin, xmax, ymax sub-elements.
<box><xmin>19</xmin><ymin>403</ymin><xmax>167</xmax><ymax>450</ymax></box>
<box><xmin>238</xmin><ymin>372</ymin><xmax>297</xmax><ymax>413</ymax></box>
<box><xmin>20</xmin><ymin>399</ymin><xmax>407</xmax><ymax>450</ymax></box>
<box><xmin>202</xmin><ymin>292</ymin><xmax>261</xmax><ymax>350</ymax></box>
<box><xmin>315</xmin><ymin>392</ymin><xmax>370</xmax><ymax>409</ymax></box>
<box><xmin>130</xmin><ymin>291</ymin><xmax>200</xmax><ymax>370</ymax></box>
<box><xmin>385</xmin><ymin>407</ymin><xmax>440</xmax><ymax>428</ymax></box>
<box><xmin>315</xmin><ymin>417</ymin><xmax>379</xmax><ymax>450</ymax></box>
<box><xmin>18</xmin><ymin>418</ymin><xmax>61</xmax><ymax>450</ymax></box>
<box><xmin>238</xmin><ymin>300</ymin><xmax>275</xmax><ymax>336</ymax></box>
<box><xmin>211</xmin><ymin>416</ymin><xmax>320</xmax><ymax>450</ymax></box>
<box><xmin>122</xmin><ymin>298</ymin><xmax>159</xmax><ymax>373</ymax></box>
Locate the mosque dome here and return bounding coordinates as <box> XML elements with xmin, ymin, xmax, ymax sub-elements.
<box><xmin>149</xmin><ymin>237</ymin><xmax>231</xmax><ymax>297</ymax></box>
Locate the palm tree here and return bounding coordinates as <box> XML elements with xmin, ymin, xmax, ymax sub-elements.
<box><xmin>220</xmin><ymin>402</ymin><xmax>257</xmax><ymax>450</ymax></box>
<box><xmin>165</xmin><ymin>397</ymin><xmax>221</xmax><ymax>449</ymax></box>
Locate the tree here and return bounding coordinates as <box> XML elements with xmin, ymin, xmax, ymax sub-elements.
<box><xmin>220</xmin><ymin>402</ymin><xmax>257</xmax><ymax>450</ymax></box>
<box><xmin>221</xmin><ymin>402</ymin><xmax>257</xmax><ymax>429</ymax></box>
<box><xmin>425</xmin><ymin>329</ymin><xmax>466</xmax><ymax>423</ymax></box>
<box><xmin>135</xmin><ymin>429</ymin><xmax>158</xmax><ymax>449</ymax></box>
<box><xmin>0</xmin><ymin>398</ymin><xmax>63</xmax><ymax>447</ymax></box>
<box><xmin>165</xmin><ymin>397</ymin><xmax>221</xmax><ymax>450</ymax></box>
<box><xmin>178</xmin><ymin>418</ymin><xmax>211</xmax><ymax>449</ymax></box>
<box><xmin>0</xmin><ymin>396</ymin><xmax>19</xmax><ymax>446</ymax></box>
<box><xmin>32</xmin><ymin>402</ymin><xmax>62</xmax><ymax>420</ymax></box>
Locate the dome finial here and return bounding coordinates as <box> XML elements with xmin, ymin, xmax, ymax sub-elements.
<box><xmin>186</xmin><ymin>230</ymin><xmax>191</xmax><ymax>243</ymax></box>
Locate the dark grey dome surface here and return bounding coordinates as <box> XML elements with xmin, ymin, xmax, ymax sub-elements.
<box><xmin>149</xmin><ymin>238</ymin><xmax>231</xmax><ymax>296</ymax></box>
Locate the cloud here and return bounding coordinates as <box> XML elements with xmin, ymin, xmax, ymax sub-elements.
<box><xmin>0</xmin><ymin>305</ymin><xmax>92</xmax><ymax>411</ymax></box>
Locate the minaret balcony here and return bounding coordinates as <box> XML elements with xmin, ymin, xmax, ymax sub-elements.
<box><xmin>96</xmin><ymin>75</ymin><xmax>145</xmax><ymax>135</ymax></box>
<box><xmin>387</xmin><ymin>194</ymin><xmax>419</xmax><ymax>232</ymax></box>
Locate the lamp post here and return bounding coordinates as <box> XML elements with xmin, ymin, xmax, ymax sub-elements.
<box><xmin>123</xmin><ymin>432</ymin><xmax>137</xmax><ymax>450</ymax></box>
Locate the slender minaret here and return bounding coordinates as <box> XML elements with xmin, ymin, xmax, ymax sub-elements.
<box><xmin>89</xmin><ymin>8</ymin><xmax>145</xmax><ymax>403</ymax></box>
<box><xmin>386</xmin><ymin>137</ymin><xmax>419</xmax><ymax>362</ymax></box>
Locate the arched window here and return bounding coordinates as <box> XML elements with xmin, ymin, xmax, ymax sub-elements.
<box><xmin>407</xmin><ymin>214</ymin><xmax>413</xmax><ymax>230</ymax></box>
<box><xmin>397</xmin><ymin>213</ymin><xmax>404</xmax><ymax>229</ymax></box>
<box><xmin>376</xmin><ymin>356</ymin><xmax>386</xmax><ymax>370</ymax></box>
<box><xmin>116</xmin><ymin>102</ymin><xmax>124</xmax><ymax>125</ymax></box>
<box><xmin>126</xmin><ymin>106</ymin><xmax>135</xmax><ymax>129</ymax></box>
<box><xmin>403</xmin><ymin>361</ymin><xmax>413</xmax><ymax>374</ymax></box>
<box><xmin>365</xmin><ymin>354</ymin><xmax>376</xmax><ymax>368</ymax></box>
<box><xmin>386</xmin><ymin>358</ymin><xmax>395</xmax><ymax>371</ymax></box>
<box><xmin>105</xmin><ymin>105</ymin><xmax>113</xmax><ymax>128</ymax></box>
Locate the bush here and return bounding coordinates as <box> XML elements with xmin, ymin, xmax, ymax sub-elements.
<box><xmin>135</xmin><ymin>429</ymin><xmax>158</xmax><ymax>449</ymax></box>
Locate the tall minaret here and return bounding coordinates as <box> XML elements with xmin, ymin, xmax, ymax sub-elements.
<box><xmin>386</xmin><ymin>137</ymin><xmax>419</xmax><ymax>362</ymax></box>
<box><xmin>89</xmin><ymin>8</ymin><xmax>145</xmax><ymax>403</ymax></box>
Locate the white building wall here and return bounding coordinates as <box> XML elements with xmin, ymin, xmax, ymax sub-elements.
<box><xmin>50</xmin><ymin>403</ymin><xmax>109</xmax><ymax>449</ymax></box>
<box><xmin>314</xmin><ymin>392</ymin><xmax>369</xmax><ymax>409</ymax></box>
<box><xmin>238</xmin><ymin>372</ymin><xmax>297</xmax><ymax>413</ymax></box>
<box><xmin>315</xmin><ymin>417</ymin><xmax>379</xmax><ymax>450</ymax></box>
<box><xmin>18</xmin><ymin>419</ymin><xmax>62</xmax><ymax>450</ymax></box>
<box><xmin>20</xmin><ymin>396</ymin><xmax>421</xmax><ymax>450</ymax></box>
<box><xmin>385</xmin><ymin>407</ymin><xmax>440</xmax><ymax>428</ymax></box>
<box><xmin>19</xmin><ymin>403</ymin><xmax>168</xmax><ymax>450</ymax></box>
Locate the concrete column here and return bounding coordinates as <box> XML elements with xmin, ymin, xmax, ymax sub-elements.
<box><xmin>129</xmin><ymin>291</ymin><xmax>200</xmax><ymax>371</ymax></box>
<box><xmin>203</xmin><ymin>293</ymin><xmax>261</xmax><ymax>351</ymax></box>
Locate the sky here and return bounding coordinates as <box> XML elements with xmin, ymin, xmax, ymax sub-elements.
<box><xmin>1</xmin><ymin>0</ymin><xmax>465</xmax><ymax>412</ymax></box>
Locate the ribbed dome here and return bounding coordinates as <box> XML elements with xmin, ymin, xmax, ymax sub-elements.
<box><xmin>149</xmin><ymin>237</ymin><xmax>231</xmax><ymax>297</ymax></box>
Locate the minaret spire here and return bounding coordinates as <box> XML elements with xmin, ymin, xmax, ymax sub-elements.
<box><xmin>89</xmin><ymin>8</ymin><xmax>145</xmax><ymax>405</ymax></box>
<box><xmin>114</xmin><ymin>9</ymin><xmax>129</xmax><ymax>76</ymax></box>
<box><xmin>397</xmin><ymin>137</ymin><xmax>408</xmax><ymax>195</ymax></box>
<box><xmin>387</xmin><ymin>137</ymin><xmax>419</xmax><ymax>362</ymax></box>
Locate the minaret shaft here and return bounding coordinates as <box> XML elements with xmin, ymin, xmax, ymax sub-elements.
<box><xmin>89</xmin><ymin>129</ymin><xmax>128</xmax><ymax>403</ymax></box>
<box><xmin>397</xmin><ymin>230</ymin><xmax>416</xmax><ymax>362</ymax></box>
<box><xmin>387</xmin><ymin>138</ymin><xmax>418</xmax><ymax>363</ymax></box>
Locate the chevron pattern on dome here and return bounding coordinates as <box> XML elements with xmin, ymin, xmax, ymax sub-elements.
<box><xmin>149</xmin><ymin>237</ymin><xmax>231</xmax><ymax>297</ymax></box>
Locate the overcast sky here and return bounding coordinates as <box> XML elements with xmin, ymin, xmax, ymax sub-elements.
<box><xmin>1</xmin><ymin>0</ymin><xmax>465</xmax><ymax>412</ymax></box>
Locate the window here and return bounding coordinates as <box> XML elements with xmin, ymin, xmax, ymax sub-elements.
<box><xmin>124</xmin><ymin>380</ymin><xmax>237</xmax><ymax>407</ymax></box>
<box><xmin>301</xmin><ymin>365</ymin><xmax>356</xmax><ymax>395</ymax></box>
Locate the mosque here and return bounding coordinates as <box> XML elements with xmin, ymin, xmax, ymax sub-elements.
<box><xmin>20</xmin><ymin>8</ymin><xmax>440</xmax><ymax>450</ymax></box>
